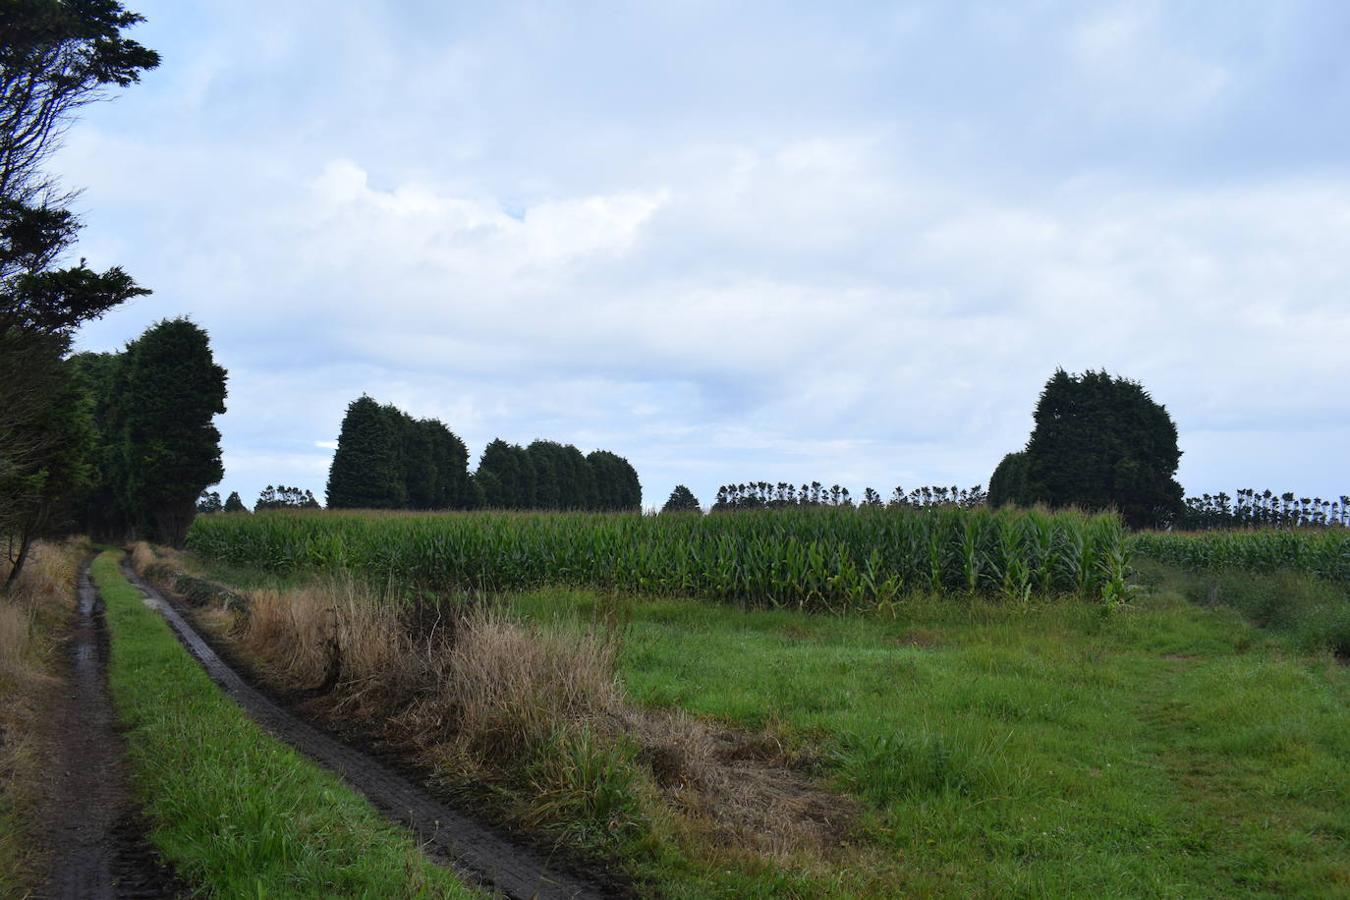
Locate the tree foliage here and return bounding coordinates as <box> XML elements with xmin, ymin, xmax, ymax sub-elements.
<box><xmin>661</xmin><ymin>485</ymin><xmax>701</xmax><ymax>514</ymax></box>
<box><xmin>325</xmin><ymin>396</ymin><xmax>471</xmax><ymax>511</ymax></box>
<box><xmin>222</xmin><ymin>490</ymin><xmax>246</xmax><ymax>513</ymax></box>
<box><xmin>196</xmin><ymin>490</ymin><xmax>221</xmax><ymax>514</ymax></box>
<box><xmin>1018</xmin><ymin>369</ymin><xmax>1183</xmax><ymax>528</ymax></box>
<box><xmin>474</xmin><ymin>438</ymin><xmax>640</xmax><ymax>511</ymax></box>
<box><xmin>0</xmin><ymin>2</ymin><xmax>157</xmax><ymax>587</ymax></box>
<box><xmin>254</xmin><ymin>484</ymin><xmax>320</xmax><ymax>512</ymax></box>
<box><xmin>988</xmin><ymin>451</ymin><xmax>1029</xmax><ymax>508</ymax></box>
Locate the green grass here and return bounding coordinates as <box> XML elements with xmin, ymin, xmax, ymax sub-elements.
<box><xmin>506</xmin><ymin>575</ymin><xmax>1350</xmax><ymax>897</ymax></box>
<box><xmin>90</xmin><ymin>550</ymin><xmax>477</xmax><ymax>899</ymax></box>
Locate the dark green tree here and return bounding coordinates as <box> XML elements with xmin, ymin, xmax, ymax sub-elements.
<box><xmin>1022</xmin><ymin>369</ymin><xmax>1183</xmax><ymax>528</ymax></box>
<box><xmin>326</xmin><ymin>396</ymin><xmax>404</xmax><ymax>508</ymax></box>
<box><xmin>661</xmin><ymin>484</ymin><xmax>701</xmax><ymax>514</ymax></box>
<box><xmin>118</xmin><ymin>318</ymin><xmax>227</xmax><ymax>545</ymax></box>
<box><xmin>477</xmin><ymin>439</ymin><xmax>535</xmax><ymax>509</ymax></box>
<box><xmin>196</xmin><ymin>490</ymin><xmax>221</xmax><ymax>514</ymax></box>
<box><xmin>1</xmin><ymin>1</ymin><xmax>158</xmax><ymax>584</ymax></box>
<box><xmin>1</xmin><ymin>338</ymin><xmax>94</xmax><ymax>589</ymax></box>
<box><xmin>222</xmin><ymin>490</ymin><xmax>246</xmax><ymax>513</ymax></box>
<box><xmin>586</xmin><ymin>450</ymin><xmax>641</xmax><ymax>511</ymax></box>
<box><xmin>326</xmin><ymin>397</ymin><xmax>472</xmax><ymax>511</ymax></box>
<box><xmin>988</xmin><ymin>451</ymin><xmax>1030</xmax><ymax>507</ymax></box>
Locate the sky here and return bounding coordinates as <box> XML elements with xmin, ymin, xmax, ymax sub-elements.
<box><xmin>57</xmin><ymin>0</ymin><xmax>1350</xmax><ymax>510</ymax></box>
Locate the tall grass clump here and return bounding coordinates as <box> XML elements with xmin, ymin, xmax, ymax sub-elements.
<box><xmin>187</xmin><ymin>506</ymin><xmax>1132</xmax><ymax>609</ymax></box>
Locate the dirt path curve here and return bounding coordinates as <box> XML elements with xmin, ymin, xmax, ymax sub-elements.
<box><xmin>34</xmin><ymin>562</ymin><xmax>183</xmax><ymax>900</ymax></box>
<box><xmin>120</xmin><ymin>562</ymin><xmax>612</xmax><ymax>900</ymax></box>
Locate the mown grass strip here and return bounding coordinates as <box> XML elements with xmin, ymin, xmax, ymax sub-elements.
<box><xmin>90</xmin><ymin>550</ymin><xmax>476</xmax><ymax>899</ymax></box>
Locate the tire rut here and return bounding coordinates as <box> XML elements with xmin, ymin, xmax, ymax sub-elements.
<box><xmin>119</xmin><ymin>561</ymin><xmax>611</xmax><ymax>900</ymax></box>
<box><xmin>34</xmin><ymin>562</ymin><xmax>184</xmax><ymax>900</ymax></box>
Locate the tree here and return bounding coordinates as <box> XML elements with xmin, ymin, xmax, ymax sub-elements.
<box><xmin>477</xmin><ymin>439</ymin><xmax>535</xmax><ymax>509</ymax></box>
<box><xmin>661</xmin><ymin>485</ymin><xmax>701</xmax><ymax>514</ymax></box>
<box><xmin>2</xmin><ymin>339</ymin><xmax>94</xmax><ymax>589</ymax></box>
<box><xmin>988</xmin><ymin>451</ymin><xmax>1029</xmax><ymax>507</ymax></box>
<box><xmin>196</xmin><ymin>490</ymin><xmax>221</xmax><ymax>514</ymax></box>
<box><xmin>1</xmin><ymin>1</ymin><xmax>157</xmax><ymax>586</ymax></box>
<box><xmin>1</xmin><ymin>0</ymin><xmax>160</xmax><ymax>201</ymax></box>
<box><xmin>116</xmin><ymin>319</ymin><xmax>227</xmax><ymax>545</ymax></box>
<box><xmin>326</xmin><ymin>396</ymin><xmax>404</xmax><ymax>508</ymax></box>
<box><xmin>587</xmin><ymin>450</ymin><xmax>641</xmax><ymax>512</ymax></box>
<box><xmin>222</xmin><ymin>490</ymin><xmax>246</xmax><ymax>513</ymax></box>
<box><xmin>1022</xmin><ymin>369</ymin><xmax>1183</xmax><ymax>528</ymax></box>
<box><xmin>325</xmin><ymin>396</ymin><xmax>472</xmax><ymax>511</ymax></box>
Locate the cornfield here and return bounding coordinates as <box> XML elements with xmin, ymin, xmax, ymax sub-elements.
<box><xmin>1132</xmin><ymin>529</ymin><xmax>1350</xmax><ymax>584</ymax></box>
<box><xmin>186</xmin><ymin>506</ymin><xmax>1132</xmax><ymax>609</ymax></box>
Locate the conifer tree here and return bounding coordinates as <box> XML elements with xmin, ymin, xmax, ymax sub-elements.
<box><xmin>325</xmin><ymin>396</ymin><xmax>403</xmax><ymax>508</ymax></box>
<box><xmin>118</xmin><ymin>318</ymin><xmax>227</xmax><ymax>546</ymax></box>
<box><xmin>661</xmin><ymin>484</ymin><xmax>701</xmax><ymax>514</ymax></box>
<box><xmin>988</xmin><ymin>451</ymin><xmax>1030</xmax><ymax>507</ymax></box>
<box><xmin>1023</xmin><ymin>369</ymin><xmax>1183</xmax><ymax>527</ymax></box>
<box><xmin>223</xmin><ymin>490</ymin><xmax>246</xmax><ymax>513</ymax></box>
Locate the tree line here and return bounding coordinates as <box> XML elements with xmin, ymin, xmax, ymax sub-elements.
<box><xmin>324</xmin><ymin>396</ymin><xmax>642</xmax><ymax>512</ymax></box>
<box><xmin>1177</xmin><ymin>490</ymin><xmax>1349</xmax><ymax>530</ymax></box>
<box><xmin>1</xmin><ymin>3</ymin><xmax>203</xmax><ymax>589</ymax></box>
<box><xmin>708</xmin><ymin>482</ymin><xmax>987</xmax><ymax>512</ymax></box>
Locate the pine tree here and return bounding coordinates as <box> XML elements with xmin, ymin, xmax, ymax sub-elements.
<box><xmin>223</xmin><ymin>490</ymin><xmax>246</xmax><ymax>513</ymax></box>
<box><xmin>661</xmin><ymin>485</ymin><xmax>701</xmax><ymax>514</ymax></box>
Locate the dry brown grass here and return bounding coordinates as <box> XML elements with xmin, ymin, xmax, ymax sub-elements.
<box><xmin>432</xmin><ymin>610</ymin><xmax>622</xmax><ymax>759</ymax></box>
<box><xmin>0</xmin><ymin>539</ymin><xmax>85</xmax><ymax>894</ymax></box>
<box><xmin>159</xmin><ymin>561</ymin><xmax>855</xmax><ymax>868</ymax></box>
<box><xmin>128</xmin><ymin>541</ymin><xmax>160</xmax><ymax>578</ymax></box>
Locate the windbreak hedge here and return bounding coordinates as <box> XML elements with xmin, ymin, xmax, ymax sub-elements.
<box><xmin>187</xmin><ymin>507</ymin><xmax>1131</xmax><ymax>609</ymax></box>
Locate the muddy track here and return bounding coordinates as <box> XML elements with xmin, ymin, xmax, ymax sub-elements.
<box><xmin>119</xmin><ymin>562</ymin><xmax>612</xmax><ymax>900</ymax></box>
<box><xmin>35</xmin><ymin>563</ymin><xmax>184</xmax><ymax>899</ymax></box>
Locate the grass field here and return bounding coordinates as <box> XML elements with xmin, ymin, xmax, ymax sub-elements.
<box><xmin>176</xmin><ymin>529</ymin><xmax>1350</xmax><ymax>898</ymax></box>
<box><xmin>502</xmin><ymin>581</ymin><xmax>1350</xmax><ymax>896</ymax></box>
<box><xmin>92</xmin><ymin>550</ymin><xmax>477</xmax><ymax>898</ymax></box>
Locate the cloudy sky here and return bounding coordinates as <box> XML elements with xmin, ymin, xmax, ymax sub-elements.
<box><xmin>60</xmin><ymin>1</ymin><xmax>1350</xmax><ymax>509</ymax></box>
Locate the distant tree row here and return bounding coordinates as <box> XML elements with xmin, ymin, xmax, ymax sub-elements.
<box><xmin>710</xmin><ymin>481</ymin><xmax>986</xmax><ymax>512</ymax></box>
<box><xmin>254</xmin><ymin>484</ymin><xmax>320</xmax><ymax>512</ymax></box>
<box><xmin>324</xmin><ymin>396</ymin><xmax>642</xmax><ymax>512</ymax></box>
<box><xmin>200</xmin><ymin>485</ymin><xmax>322</xmax><ymax>514</ymax></box>
<box><xmin>1177</xmin><ymin>490</ymin><xmax>1349</xmax><ymax>530</ymax></box>
<box><xmin>326</xmin><ymin>396</ymin><xmax>472</xmax><ymax>510</ymax></box>
<box><xmin>475</xmin><ymin>439</ymin><xmax>640</xmax><ymax>512</ymax></box>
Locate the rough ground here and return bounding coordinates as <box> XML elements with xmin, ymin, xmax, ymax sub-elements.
<box><xmin>121</xmin><ymin>562</ymin><xmax>613</xmax><ymax>900</ymax></box>
<box><xmin>34</xmin><ymin>563</ymin><xmax>182</xmax><ymax>899</ymax></box>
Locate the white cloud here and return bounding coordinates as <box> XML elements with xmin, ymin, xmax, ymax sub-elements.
<box><xmin>55</xmin><ymin>0</ymin><xmax>1350</xmax><ymax>507</ymax></box>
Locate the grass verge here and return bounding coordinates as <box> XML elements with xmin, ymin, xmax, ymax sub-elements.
<box><xmin>90</xmin><ymin>550</ymin><xmax>476</xmax><ymax>898</ymax></box>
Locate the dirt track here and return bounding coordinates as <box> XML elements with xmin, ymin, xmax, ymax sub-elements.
<box><xmin>34</xmin><ymin>563</ymin><xmax>182</xmax><ymax>899</ymax></box>
<box><xmin>120</xmin><ymin>562</ymin><xmax>611</xmax><ymax>900</ymax></box>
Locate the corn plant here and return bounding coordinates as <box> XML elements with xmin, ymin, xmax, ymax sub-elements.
<box><xmin>187</xmin><ymin>505</ymin><xmax>1134</xmax><ymax>610</ymax></box>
